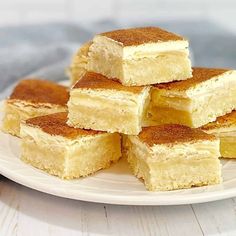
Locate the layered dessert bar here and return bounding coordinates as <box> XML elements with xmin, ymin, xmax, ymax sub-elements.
<box><xmin>2</xmin><ymin>79</ymin><xmax>69</xmax><ymax>136</ymax></box>
<box><xmin>201</xmin><ymin>110</ymin><xmax>236</xmax><ymax>158</ymax></box>
<box><xmin>67</xmin><ymin>72</ymin><xmax>150</xmax><ymax>135</ymax></box>
<box><xmin>147</xmin><ymin>67</ymin><xmax>236</xmax><ymax>128</ymax></box>
<box><xmin>68</xmin><ymin>41</ymin><xmax>91</xmax><ymax>85</ymax></box>
<box><xmin>124</xmin><ymin>124</ymin><xmax>221</xmax><ymax>191</ymax></box>
<box><xmin>86</xmin><ymin>27</ymin><xmax>192</xmax><ymax>86</ymax></box>
<box><xmin>20</xmin><ymin>112</ymin><xmax>121</xmax><ymax>179</ymax></box>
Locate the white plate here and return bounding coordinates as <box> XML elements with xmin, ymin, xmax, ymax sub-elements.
<box><xmin>1</xmin><ymin>101</ymin><xmax>236</xmax><ymax>205</ymax></box>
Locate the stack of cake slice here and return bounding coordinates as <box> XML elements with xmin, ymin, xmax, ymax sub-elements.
<box><xmin>2</xmin><ymin>78</ymin><xmax>122</xmax><ymax>179</ymax></box>
<box><xmin>67</xmin><ymin>26</ymin><xmax>227</xmax><ymax>191</ymax></box>
<box><xmin>3</xmin><ymin>26</ymin><xmax>235</xmax><ymax>192</ymax></box>
<box><xmin>68</xmin><ymin>26</ymin><xmax>193</xmax><ymax>135</ymax></box>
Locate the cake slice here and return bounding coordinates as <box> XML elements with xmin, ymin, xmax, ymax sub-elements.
<box><xmin>201</xmin><ymin>110</ymin><xmax>236</xmax><ymax>158</ymax></box>
<box><xmin>68</xmin><ymin>41</ymin><xmax>92</xmax><ymax>85</ymax></box>
<box><xmin>67</xmin><ymin>72</ymin><xmax>150</xmax><ymax>135</ymax></box>
<box><xmin>87</xmin><ymin>27</ymin><xmax>192</xmax><ymax>86</ymax></box>
<box><xmin>2</xmin><ymin>79</ymin><xmax>69</xmax><ymax>137</ymax></box>
<box><xmin>124</xmin><ymin>124</ymin><xmax>221</xmax><ymax>191</ymax></box>
<box><xmin>20</xmin><ymin>112</ymin><xmax>121</xmax><ymax>179</ymax></box>
<box><xmin>147</xmin><ymin>67</ymin><xmax>236</xmax><ymax>128</ymax></box>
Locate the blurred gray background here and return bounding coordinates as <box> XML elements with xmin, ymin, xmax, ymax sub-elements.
<box><xmin>0</xmin><ymin>0</ymin><xmax>236</xmax><ymax>97</ymax></box>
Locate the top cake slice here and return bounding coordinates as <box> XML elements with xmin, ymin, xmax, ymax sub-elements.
<box><xmin>2</xmin><ymin>79</ymin><xmax>69</xmax><ymax>136</ymax></box>
<box><xmin>147</xmin><ymin>67</ymin><xmax>236</xmax><ymax>128</ymax></box>
<box><xmin>86</xmin><ymin>27</ymin><xmax>192</xmax><ymax>86</ymax></box>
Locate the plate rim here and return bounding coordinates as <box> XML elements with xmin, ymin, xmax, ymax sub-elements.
<box><xmin>1</xmin><ymin>99</ymin><xmax>236</xmax><ymax>205</ymax></box>
<box><xmin>1</xmin><ymin>162</ymin><xmax>236</xmax><ymax>205</ymax></box>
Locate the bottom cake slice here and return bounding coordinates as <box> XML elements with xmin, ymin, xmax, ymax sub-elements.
<box><xmin>201</xmin><ymin>110</ymin><xmax>236</xmax><ymax>158</ymax></box>
<box><xmin>124</xmin><ymin>124</ymin><xmax>222</xmax><ymax>191</ymax></box>
<box><xmin>20</xmin><ymin>112</ymin><xmax>121</xmax><ymax>179</ymax></box>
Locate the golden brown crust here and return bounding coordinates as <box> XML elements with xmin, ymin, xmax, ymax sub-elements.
<box><xmin>155</xmin><ymin>67</ymin><xmax>230</xmax><ymax>91</ymax></box>
<box><xmin>25</xmin><ymin>112</ymin><xmax>104</xmax><ymax>139</ymax></box>
<box><xmin>73</xmin><ymin>72</ymin><xmax>144</xmax><ymax>93</ymax></box>
<box><xmin>138</xmin><ymin>124</ymin><xmax>216</xmax><ymax>147</ymax></box>
<box><xmin>100</xmin><ymin>27</ymin><xmax>184</xmax><ymax>46</ymax></box>
<box><xmin>9</xmin><ymin>79</ymin><xmax>69</xmax><ymax>106</ymax></box>
<box><xmin>201</xmin><ymin>110</ymin><xmax>236</xmax><ymax>131</ymax></box>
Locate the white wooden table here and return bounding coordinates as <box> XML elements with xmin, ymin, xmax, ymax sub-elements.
<box><xmin>1</xmin><ymin>177</ymin><xmax>236</xmax><ymax>236</ymax></box>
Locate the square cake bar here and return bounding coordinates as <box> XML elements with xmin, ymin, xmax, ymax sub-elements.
<box><xmin>147</xmin><ymin>67</ymin><xmax>236</xmax><ymax>128</ymax></box>
<box><xmin>67</xmin><ymin>72</ymin><xmax>150</xmax><ymax>135</ymax></box>
<box><xmin>2</xmin><ymin>79</ymin><xmax>69</xmax><ymax>137</ymax></box>
<box><xmin>124</xmin><ymin>124</ymin><xmax>221</xmax><ymax>191</ymax></box>
<box><xmin>87</xmin><ymin>27</ymin><xmax>192</xmax><ymax>86</ymax></box>
<box><xmin>201</xmin><ymin>110</ymin><xmax>236</xmax><ymax>158</ymax></box>
<box><xmin>20</xmin><ymin>112</ymin><xmax>121</xmax><ymax>179</ymax></box>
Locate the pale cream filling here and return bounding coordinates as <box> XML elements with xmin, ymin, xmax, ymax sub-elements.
<box><xmin>151</xmin><ymin>89</ymin><xmax>191</xmax><ymax>111</ymax></box>
<box><xmin>93</xmin><ymin>35</ymin><xmax>189</xmax><ymax>59</ymax></box>
<box><xmin>129</xmin><ymin>136</ymin><xmax>220</xmax><ymax>162</ymax></box>
<box><xmin>205</xmin><ymin>128</ymin><xmax>236</xmax><ymax>137</ymax></box>
<box><xmin>69</xmin><ymin>89</ymin><xmax>144</xmax><ymax>106</ymax></box>
<box><xmin>123</xmin><ymin>42</ymin><xmax>189</xmax><ymax>59</ymax></box>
